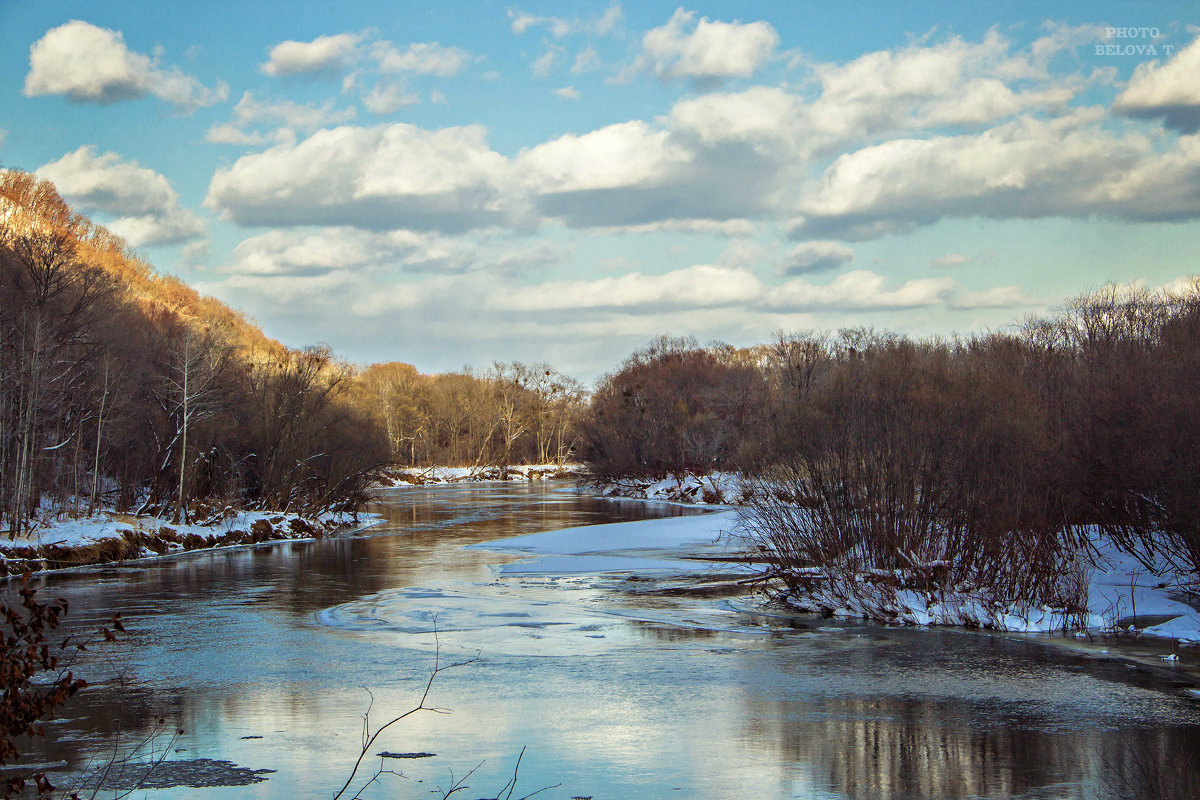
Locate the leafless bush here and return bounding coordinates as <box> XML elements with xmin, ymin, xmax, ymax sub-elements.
<box><xmin>741</xmin><ymin>330</ymin><xmax>1087</xmax><ymax>614</ymax></box>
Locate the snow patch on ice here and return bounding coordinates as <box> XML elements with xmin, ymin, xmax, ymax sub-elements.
<box><xmin>473</xmin><ymin>510</ymin><xmax>737</xmax><ymax>575</ymax></box>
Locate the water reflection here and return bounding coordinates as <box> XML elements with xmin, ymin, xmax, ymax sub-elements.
<box><xmin>6</xmin><ymin>483</ymin><xmax>1198</xmax><ymax>799</ymax></box>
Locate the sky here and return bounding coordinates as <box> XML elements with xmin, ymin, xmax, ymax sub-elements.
<box><xmin>3</xmin><ymin>1</ymin><xmax>1200</xmax><ymax>382</ymax></box>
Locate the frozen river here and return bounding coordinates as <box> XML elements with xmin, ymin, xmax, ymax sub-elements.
<box><xmin>15</xmin><ymin>482</ymin><xmax>1200</xmax><ymax>799</ymax></box>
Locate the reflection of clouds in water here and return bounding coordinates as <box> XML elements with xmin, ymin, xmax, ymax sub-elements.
<box><xmin>315</xmin><ymin>575</ymin><xmax>805</xmax><ymax>657</ymax></box>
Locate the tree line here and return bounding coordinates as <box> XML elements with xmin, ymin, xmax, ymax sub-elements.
<box><xmin>0</xmin><ymin>171</ymin><xmax>587</xmax><ymax>538</ymax></box>
<box><xmin>354</xmin><ymin>360</ymin><xmax>584</xmax><ymax>472</ymax></box>
<box><xmin>581</xmin><ymin>288</ymin><xmax>1200</xmax><ymax>602</ymax></box>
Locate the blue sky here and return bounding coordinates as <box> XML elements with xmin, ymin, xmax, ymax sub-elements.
<box><xmin>3</xmin><ymin>1</ymin><xmax>1200</xmax><ymax>380</ymax></box>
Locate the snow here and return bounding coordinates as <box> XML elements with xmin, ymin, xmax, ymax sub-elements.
<box><xmin>769</xmin><ymin>528</ymin><xmax>1200</xmax><ymax>643</ymax></box>
<box><xmin>1086</xmin><ymin>534</ymin><xmax>1200</xmax><ymax>642</ymax></box>
<box><xmin>1</xmin><ymin>508</ymin><xmax>384</xmax><ymax>572</ymax></box>
<box><xmin>585</xmin><ymin>474</ymin><xmax>1200</xmax><ymax>644</ymax></box>
<box><xmin>472</xmin><ymin>510</ymin><xmax>737</xmax><ymax>575</ymax></box>
<box><xmin>378</xmin><ymin>463</ymin><xmax>585</xmax><ymax>486</ymax></box>
<box><xmin>589</xmin><ymin>472</ymin><xmax>748</xmax><ymax>506</ymax></box>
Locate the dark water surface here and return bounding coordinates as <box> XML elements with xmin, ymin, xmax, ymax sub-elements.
<box><xmin>12</xmin><ymin>483</ymin><xmax>1200</xmax><ymax>799</ymax></box>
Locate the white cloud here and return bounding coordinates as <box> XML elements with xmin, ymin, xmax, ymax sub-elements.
<box><xmin>806</xmin><ymin>30</ymin><xmax>1079</xmax><ymax>148</ymax></box>
<box><xmin>375</xmin><ymin>41</ymin><xmax>471</xmax><ymax>76</ymax></box>
<box><xmin>781</xmin><ymin>241</ymin><xmax>855</xmax><ymax>275</ymax></box>
<box><xmin>1114</xmin><ymin>36</ymin><xmax>1200</xmax><ymax>132</ymax></box>
<box><xmin>218</xmin><ymin>227</ymin><xmax>564</xmax><ymax>313</ymax></box>
<box><xmin>24</xmin><ymin>20</ymin><xmax>226</xmax><ymax>112</ymax></box>
<box><xmin>508</xmin><ymin>3</ymin><xmax>623</xmax><ymax>38</ymax></box>
<box><xmin>531</xmin><ymin>48</ymin><xmax>560</xmax><ymax>77</ymax></box>
<box><xmin>346</xmin><ymin>264</ymin><xmax>1022</xmax><ymax>325</ymax></box>
<box><xmin>233</xmin><ymin>91</ymin><xmax>357</xmax><ymax>129</ymax></box>
<box><xmin>573</xmin><ymin>47</ymin><xmax>600</xmax><ymax>73</ymax></box>
<box><xmin>792</xmin><ymin>114</ymin><xmax>1200</xmax><ymax>239</ymax></box>
<box><xmin>519</xmin><ymin>108</ymin><xmax>801</xmax><ymax>228</ymax></box>
<box><xmin>205</xmin><ymin>91</ymin><xmax>357</xmax><ymax>144</ymax></box>
<box><xmin>632</xmin><ymin>8</ymin><xmax>778</xmax><ymax>81</ymax></box>
<box><xmin>260</xmin><ymin>32</ymin><xmax>366</xmax><ymax>77</ymax></box>
<box><xmin>226</xmin><ymin>227</ymin><xmax>426</xmax><ymax>276</ymax></box>
<box><xmin>36</xmin><ymin>146</ymin><xmax>205</xmax><ymax>246</ymax></box>
<box><xmin>179</xmin><ymin>240</ymin><xmax>210</xmax><ymax>267</ymax></box>
<box><xmin>205</xmin><ymin>123</ymin><xmax>271</xmax><ymax>147</ymax></box>
<box><xmin>950</xmin><ymin>285</ymin><xmax>1030</xmax><ymax>309</ymax></box>
<box><xmin>931</xmin><ymin>252</ymin><xmax>969</xmax><ymax>268</ymax></box>
<box><xmin>768</xmin><ymin>271</ymin><xmax>958</xmax><ymax>311</ymax></box>
<box><xmin>553</xmin><ymin>86</ymin><xmax>581</xmax><ymax>101</ymax></box>
<box><xmin>487</xmin><ymin>264</ymin><xmax>764</xmax><ymax>311</ymax></box>
<box><xmin>363</xmin><ymin>82</ymin><xmax>420</xmax><ymax>114</ymax></box>
<box><xmin>716</xmin><ymin>239</ymin><xmax>769</xmax><ymax>269</ymax></box>
<box><xmin>668</xmin><ymin>86</ymin><xmax>803</xmax><ymax>151</ymax></box>
<box><xmin>520</xmin><ymin>121</ymin><xmax>688</xmax><ymax>193</ymax></box>
<box><xmin>510</xmin><ymin>10</ymin><xmax>571</xmax><ymax>38</ymax></box>
<box><xmin>205</xmin><ymin>123</ymin><xmax>519</xmax><ymax>232</ymax></box>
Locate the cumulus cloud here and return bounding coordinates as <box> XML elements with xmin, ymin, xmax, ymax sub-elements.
<box><xmin>553</xmin><ymin>86</ymin><xmax>581</xmax><ymax>101</ymax></box>
<box><xmin>792</xmin><ymin>114</ymin><xmax>1200</xmax><ymax>239</ymax></box>
<box><xmin>205</xmin><ymin>123</ymin><xmax>518</xmax><ymax>232</ymax></box>
<box><xmin>260</xmin><ymin>32</ymin><xmax>366</xmax><ymax>78</ymax></box>
<box><xmin>24</xmin><ymin>20</ymin><xmax>226</xmax><ymax>112</ymax></box>
<box><xmin>806</xmin><ymin>30</ymin><xmax>1079</xmax><ymax>149</ymax></box>
<box><xmin>374</xmin><ymin>41</ymin><xmax>471</xmax><ymax>76</ymax></box>
<box><xmin>1114</xmin><ymin>36</ymin><xmax>1200</xmax><ymax>133</ymax></box>
<box><xmin>630</xmin><ymin>8</ymin><xmax>778</xmax><ymax>82</ymax></box>
<box><xmin>520</xmin><ymin>121</ymin><xmax>688</xmax><ymax>193</ymax></box>
<box><xmin>781</xmin><ymin>241</ymin><xmax>855</xmax><ymax>275</ymax></box>
<box><xmin>37</xmin><ymin>146</ymin><xmax>205</xmax><ymax>246</ymax></box>
<box><xmin>519</xmin><ymin>115</ymin><xmax>798</xmax><ymax>228</ymax></box>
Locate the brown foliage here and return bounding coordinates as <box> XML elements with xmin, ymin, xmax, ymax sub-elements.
<box><xmin>1</xmin><ymin>169</ymin><xmax>391</xmax><ymax>531</ymax></box>
<box><xmin>582</xmin><ymin>336</ymin><xmax>768</xmax><ymax>480</ymax></box>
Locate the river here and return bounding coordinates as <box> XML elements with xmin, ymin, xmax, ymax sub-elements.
<box><xmin>12</xmin><ymin>482</ymin><xmax>1200</xmax><ymax>799</ymax></box>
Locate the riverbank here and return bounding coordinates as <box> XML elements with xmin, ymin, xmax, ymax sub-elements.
<box><xmin>376</xmin><ymin>463</ymin><xmax>585</xmax><ymax>486</ymax></box>
<box><xmin>0</xmin><ymin>464</ymin><xmax>585</xmax><ymax>576</ymax></box>
<box><xmin>588</xmin><ymin>473</ymin><xmax>1200</xmax><ymax>649</ymax></box>
<box><xmin>0</xmin><ymin>508</ymin><xmax>379</xmax><ymax>576</ymax></box>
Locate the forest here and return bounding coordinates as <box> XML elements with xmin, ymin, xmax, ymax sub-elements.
<box><xmin>0</xmin><ymin>170</ymin><xmax>584</xmax><ymax>539</ymax></box>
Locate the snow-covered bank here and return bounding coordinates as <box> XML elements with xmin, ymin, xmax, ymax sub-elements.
<box><xmin>0</xmin><ymin>508</ymin><xmax>382</xmax><ymax>576</ymax></box>
<box><xmin>774</xmin><ymin>533</ymin><xmax>1200</xmax><ymax>646</ymax></box>
<box><xmin>585</xmin><ymin>473</ymin><xmax>1200</xmax><ymax>646</ymax></box>
<box><xmin>586</xmin><ymin>472</ymin><xmax>748</xmax><ymax>505</ymax></box>
<box><xmin>376</xmin><ymin>463</ymin><xmax>585</xmax><ymax>486</ymax></box>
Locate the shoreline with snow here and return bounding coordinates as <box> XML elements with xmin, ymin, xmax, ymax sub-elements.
<box><xmin>375</xmin><ymin>463</ymin><xmax>586</xmax><ymax>486</ymax></box>
<box><xmin>585</xmin><ymin>473</ymin><xmax>1200</xmax><ymax>651</ymax></box>
<box><xmin>0</xmin><ymin>508</ymin><xmax>382</xmax><ymax>577</ymax></box>
<box><xmin>1</xmin><ymin>463</ymin><xmax>584</xmax><ymax>576</ymax></box>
